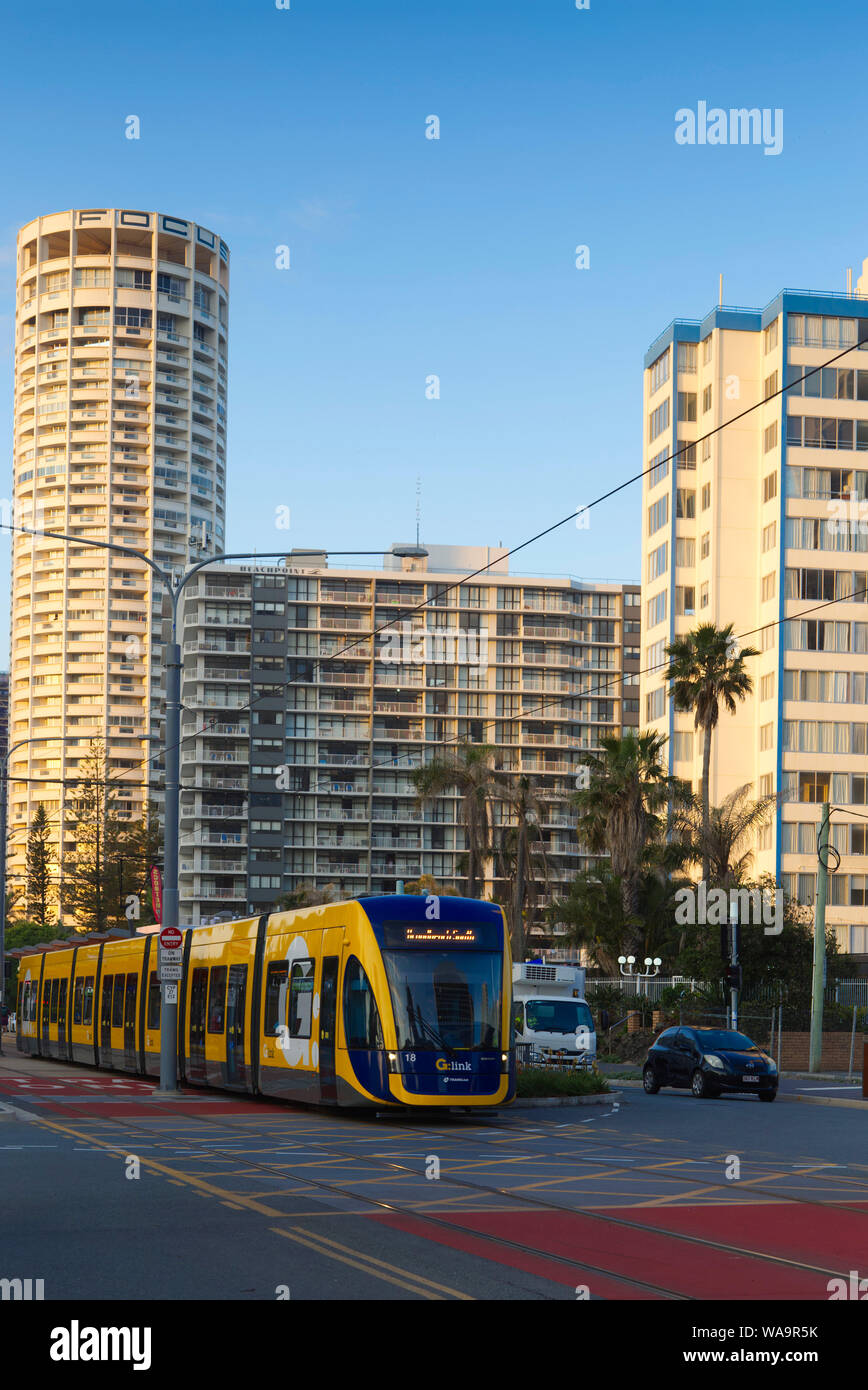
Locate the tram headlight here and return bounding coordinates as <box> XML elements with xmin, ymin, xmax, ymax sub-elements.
<box><xmin>387</xmin><ymin>1051</ymin><xmax>399</xmax><ymax>1073</ymax></box>
<box><xmin>501</xmin><ymin>1052</ymin><xmax>510</xmax><ymax>1073</ymax></box>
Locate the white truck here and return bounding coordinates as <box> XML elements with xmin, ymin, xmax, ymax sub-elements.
<box><xmin>512</xmin><ymin>961</ymin><xmax>596</xmax><ymax>1067</ymax></box>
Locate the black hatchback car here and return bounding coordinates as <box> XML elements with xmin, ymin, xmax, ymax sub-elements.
<box><xmin>642</xmin><ymin>1026</ymin><xmax>778</xmax><ymax>1101</ymax></box>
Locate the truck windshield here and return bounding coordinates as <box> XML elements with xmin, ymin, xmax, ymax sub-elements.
<box><xmin>382</xmin><ymin>950</ymin><xmax>502</xmax><ymax>1051</ymax></box>
<box><xmin>525</xmin><ymin>1000</ymin><xmax>593</xmax><ymax>1035</ymax></box>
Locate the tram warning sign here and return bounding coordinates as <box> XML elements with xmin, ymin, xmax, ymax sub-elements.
<box><xmin>159</xmin><ymin>927</ymin><xmax>182</xmax><ymax>950</ymax></box>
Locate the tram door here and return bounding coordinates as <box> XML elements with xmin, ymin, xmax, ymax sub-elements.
<box><xmin>319</xmin><ymin>957</ymin><xmax>339</xmax><ymax>1103</ymax></box>
<box><xmin>188</xmin><ymin>968</ymin><xmax>208</xmax><ymax>1082</ymax></box>
<box><xmin>225</xmin><ymin>964</ymin><xmax>247</xmax><ymax>1086</ymax></box>
<box><xmin>100</xmin><ymin>977</ymin><xmax>113</xmax><ymax>1064</ymax></box>
<box><xmin>57</xmin><ymin>979</ymin><xmax>68</xmax><ymax>1054</ymax></box>
<box><xmin>124</xmin><ymin>973</ymin><xmax>138</xmax><ymax>1071</ymax></box>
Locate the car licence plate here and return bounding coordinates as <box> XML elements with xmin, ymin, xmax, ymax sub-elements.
<box><xmin>742</xmin><ymin>1074</ymin><xmax>760</xmax><ymax>1082</ymax></box>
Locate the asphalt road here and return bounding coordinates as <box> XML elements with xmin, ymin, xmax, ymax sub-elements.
<box><xmin>2</xmin><ymin>1052</ymin><xmax>867</xmax><ymax>1303</ymax></box>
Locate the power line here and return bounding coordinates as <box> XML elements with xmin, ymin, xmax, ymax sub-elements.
<box><xmin>4</xmin><ymin>335</ymin><xmax>866</xmax><ymax>862</ymax></box>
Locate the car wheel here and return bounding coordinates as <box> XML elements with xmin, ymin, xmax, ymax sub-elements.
<box><xmin>759</xmin><ymin>1090</ymin><xmax>777</xmax><ymax>1103</ymax></box>
<box><xmin>691</xmin><ymin>1068</ymin><xmax>713</xmax><ymax>1099</ymax></box>
<box><xmin>642</xmin><ymin>1065</ymin><xmax>660</xmax><ymax>1094</ymax></box>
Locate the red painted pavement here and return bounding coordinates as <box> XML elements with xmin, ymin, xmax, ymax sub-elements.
<box><xmin>372</xmin><ymin>1203</ymin><xmax>866</xmax><ymax>1300</ymax></box>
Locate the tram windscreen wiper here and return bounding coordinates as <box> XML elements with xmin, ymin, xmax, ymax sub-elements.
<box><xmin>416</xmin><ymin>1016</ymin><xmax>456</xmax><ymax>1056</ymax></box>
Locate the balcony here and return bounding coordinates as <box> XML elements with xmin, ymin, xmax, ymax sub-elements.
<box><xmin>320</xmin><ymin>616</ymin><xmax>370</xmax><ymax>632</ymax></box>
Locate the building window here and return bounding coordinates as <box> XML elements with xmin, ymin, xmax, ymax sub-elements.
<box><xmin>701</xmin><ymin>434</ymin><xmax>711</xmax><ymax>462</ymax></box>
<box><xmin>676</xmin><ymin>489</ymin><xmax>695</xmax><ymax>519</ymax></box>
<box><xmin>701</xmin><ymin>482</ymin><xmax>711</xmax><ymax>511</ymax></box>
<box><xmin>763</xmin><ymin>471</ymin><xmax>778</xmax><ymax>502</ymax></box>
<box><xmin>700</xmin><ymin>581</ymin><xmax>709</xmax><ymax>609</ymax></box>
<box><xmin>672</xmin><ymin>731</ymin><xmax>693</xmax><ymax>761</ymax></box>
<box><xmin>761</xmin><ymin>572</ymin><xmax>776</xmax><ymax>602</ymax></box>
<box><xmin>649</xmin><ymin>399</ymin><xmax>670</xmax><ymax>442</ymax></box>
<box><xmin>760</xmin><ymin>672</ymin><xmax>775</xmax><ymax>701</ymax></box>
<box><xmin>759</xmin><ymin>723</ymin><xmax>774</xmax><ymax>751</ymax></box>
<box><xmin>675</xmin><ymin>586</ymin><xmax>696</xmax><ymax>616</ymax></box>
<box><xmin>762</xmin><ymin>521</ymin><xmax>776</xmax><ymax>552</ymax></box>
<box><xmin>677</xmin><ymin>342</ymin><xmax>697</xmax><ymax>373</ymax></box>
<box><xmin>646</xmin><ymin>638</ymin><xmax>666</xmax><ymax>670</ymax></box>
<box><xmin>677</xmin><ymin>391</ymin><xmax>697</xmax><ymax>422</ymax></box>
<box><xmin>702</xmin><ymin>334</ymin><xmax>712</xmax><ymax>364</ymax></box>
<box><xmin>646</xmin><ymin>591</ymin><xmax>667</xmax><ymax>628</ymax></box>
<box><xmin>700</xmin><ymin>531</ymin><xmax>710</xmax><ymax>559</ymax></box>
<box><xmin>764</xmin><ymin>371</ymin><xmax>779</xmax><ymax>400</ymax></box>
<box><xmin>764</xmin><ymin>421</ymin><xmax>778</xmax><ymax>453</ymax></box>
<box><xmin>647</xmin><ymin>541</ymin><xmax>668</xmax><ymax>582</ymax></box>
<box><xmin>647</xmin><ymin>495</ymin><xmax>669</xmax><ymax>536</ymax></box>
<box><xmin>646</xmin><ymin>687</ymin><xmax>665</xmax><ymax>721</ymax></box>
<box><xmin>647</xmin><ymin>449</ymin><xmax>670</xmax><ymax>488</ymax></box>
<box><xmin>675</xmin><ymin>537</ymin><xmax>695</xmax><ymax>567</ymax></box>
<box><xmin>764</xmin><ymin>319</ymin><xmax>779</xmax><ymax>353</ymax></box>
<box><xmin>649</xmin><ymin>350</ymin><xmax>670</xmax><ymax>394</ymax></box>
<box><xmin>702</xmin><ymin>385</ymin><xmax>712</xmax><ymax>414</ymax></box>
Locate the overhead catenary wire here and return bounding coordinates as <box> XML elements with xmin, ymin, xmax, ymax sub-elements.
<box><xmin>3</xmin><ymin>336</ymin><xmax>866</xmax><ymax>860</ymax></box>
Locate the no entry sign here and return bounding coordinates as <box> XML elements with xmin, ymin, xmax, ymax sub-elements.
<box><xmin>159</xmin><ymin>927</ymin><xmax>182</xmax><ymax>950</ymax></box>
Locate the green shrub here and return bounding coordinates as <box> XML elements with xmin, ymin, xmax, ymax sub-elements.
<box><xmin>515</xmin><ymin>1068</ymin><xmax>610</xmax><ymax>1098</ymax></box>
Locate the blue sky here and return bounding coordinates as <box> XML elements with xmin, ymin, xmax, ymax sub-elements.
<box><xmin>1</xmin><ymin>0</ymin><xmax>867</xmax><ymax>660</ymax></box>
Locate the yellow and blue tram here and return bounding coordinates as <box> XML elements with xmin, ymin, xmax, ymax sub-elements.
<box><xmin>16</xmin><ymin>895</ymin><xmax>515</xmax><ymax>1108</ymax></box>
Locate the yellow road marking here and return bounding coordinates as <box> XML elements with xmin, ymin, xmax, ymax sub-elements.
<box><xmin>25</xmin><ymin>1112</ymin><xmax>474</xmax><ymax>1300</ymax></box>
<box><xmin>277</xmin><ymin>1226</ymin><xmax>474</xmax><ymax>1299</ymax></box>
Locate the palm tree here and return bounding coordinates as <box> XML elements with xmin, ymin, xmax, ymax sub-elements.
<box><xmin>573</xmin><ymin>730</ymin><xmax>680</xmax><ymax>924</ymax></box>
<box><xmin>411</xmin><ymin>744</ymin><xmax>499</xmax><ymax>898</ymax></box>
<box><xmin>494</xmin><ymin>775</ymin><xmax>559</xmax><ymax>959</ymax></box>
<box><xmin>680</xmin><ymin>782</ymin><xmax>778</xmax><ymax>888</ymax></box>
<box><xmin>664</xmin><ymin>623</ymin><xmax>758</xmax><ymax>885</ymax></box>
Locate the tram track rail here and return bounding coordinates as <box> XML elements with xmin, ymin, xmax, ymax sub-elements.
<box><xmin>11</xmin><ymin>1079</ymin><xmax>866</xmax><ymax>1299</ymax></box>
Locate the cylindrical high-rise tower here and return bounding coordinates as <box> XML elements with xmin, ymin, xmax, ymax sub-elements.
<box><xmin>10</xmin><ymin>208</ymin><xmax>229</xmax><ymax>915</ymax></box>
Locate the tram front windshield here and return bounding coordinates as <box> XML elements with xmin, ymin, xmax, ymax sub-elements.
<box><xmin>382</xmin><ymin>949</ymin><xmax>502</xmax><ymax>1051</ymax></box>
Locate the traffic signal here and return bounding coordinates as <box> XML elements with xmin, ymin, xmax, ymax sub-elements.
<box><xmin>725</xmin><ymin>965</ymin><xmax>743</xmax><ymax>991</ymax></box>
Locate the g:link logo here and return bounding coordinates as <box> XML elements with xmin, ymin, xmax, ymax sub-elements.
<box><xmin>435</xmin><ymin>1059</ymin><xmax>471</xmax><ymax>1072</ymax></box>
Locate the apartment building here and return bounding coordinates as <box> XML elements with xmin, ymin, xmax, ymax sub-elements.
<box><xmin>10</xmin><ymin>208</ymin><xmax>228</xmax><ymax>903</ymax></box>
<box><xmin>177</xmin><ymin>544</ymin><xmax>640</xmax><ymax>927</ymax></box>
<box><xmin>640</xmin><ymin>269</ymin><xmax>868</xmax><ymax>962</ymax></box>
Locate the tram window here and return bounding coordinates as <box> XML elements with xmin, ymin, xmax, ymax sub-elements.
<box><xmin>343</xmin><ymin>956</ymin><xmax>383</xmax><ymax>1050</ymax></box>
<box><xmin>101</xmin><ymin>978</ymin><xmax>113</xmax><ymax>1028</ymax></box>
<box><xmin>208</xmin><ymin>966</ymin><xmax>227</xmax><ymax>1033</ymax></box>
<box><xmin>58</xmin><ymin>979</ymin><xmax>68</xmax><ymax>1025</ymax></box>
<box><xmin>124</xmin><ymin>973</ymin><xmax>137</xmax><ymax>1025</ymax></box>
<box><xmin>49</xmin><ymin>979</ymin><xmax>59</xmax><ymax>1024</ymax></box>
<box><xmin>42</xmin><ymin>985</ymin><xmax>51</xmax><ymax>1027</ymax></box>
<box><xmin>288</xmin><ymin>959</ymin><xmax>315</xmax><ymax>1038</ymax></box>
<box><xmin>147</xmin><ymin>972</ymin><xmax>161</xmax><ymax>1030</ymax></box>
<box><xmin>73</xmin><ymin>978</ymin><xmax>84</xmax><ymax>1026</ymax></box>
<box><xmin>112</xmin><ymin>975</ymin><xmax>125</xmax><ymax>1028</ymax></box>
<box><xmin>19</xmin><ymin>981</ymin><xmax>28</xmax><ymax>1021</ymax></box>
<box><xmin>82</xmin><ymin>976</ymin><xmax>94</xmax><ymax>1027</ymax></box>
<box><xmin>264</xmin><ymin>961</ymin><xmax>288</xmax><ymax>1035</ymax></box>
<box><xmin>512</xmin><ymin>1002</ymin><xmax>524</xmax><ymax>1035</ymax></box>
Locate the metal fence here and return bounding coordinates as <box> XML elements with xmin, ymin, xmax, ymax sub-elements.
<box><xmin>587</xmin><ymin>976</ymin><xmax>868</xmax><ymax>1006</ymax></box>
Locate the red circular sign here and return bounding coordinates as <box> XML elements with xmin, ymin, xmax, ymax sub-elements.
<box><xmin>159</xmin><ymin>927</ymin><xmax>183</xmax><ymax>949</ymax></box>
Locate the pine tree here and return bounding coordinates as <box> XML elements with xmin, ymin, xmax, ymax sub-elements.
<box><xmin>26</xmin><ymin>803</ymin><xmax>55</xmax><ymax>928</ymax></box>
<box><xmin>63</xmin><ymin>741</ymin><xmax>130</xmax><ymax>933</ymax></box>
